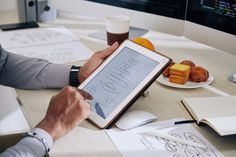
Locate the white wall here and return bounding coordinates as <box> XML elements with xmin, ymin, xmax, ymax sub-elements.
<box><xmin>184</xmin><ymin>21</ymin><xmax>236</xmax><ymax>55</ymax></box>
<box><xmin>0</xmin><ymin>0</ymin><xmax>17</xmax><ymax>11</ymax></box>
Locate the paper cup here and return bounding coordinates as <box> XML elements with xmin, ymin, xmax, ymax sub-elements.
<box><xmin>106</xmin><ymin>15</ymin><xmax>130</xmax><ymax>45</ymax></box>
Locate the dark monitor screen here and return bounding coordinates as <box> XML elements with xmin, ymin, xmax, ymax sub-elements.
<box><xmin>87</xmin><ymin>0</ymin><xmax>187</xmax><ymax>20</ymax></box>
<box><xmin>87</xmin><ymin>0</ymin><xmax>236</xmax><ymax>36</ymax></box>
<box><xmin>187</xmin><ymin>0</ymin><xmax>236</xmax><ymax>35</ymax></box>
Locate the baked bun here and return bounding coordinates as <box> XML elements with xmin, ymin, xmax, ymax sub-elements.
<box><xmin>162</xmin><ymin>62</ymin><xmax>175</xmax><ymax>77</ymax></box>
<box><xmin>180</xmin><ymin>60</ymin><xmax>195</xmax><ymax>69</ymax></box>
<box><xmin>190</xmin><ymin>66</ymin><xmax>209</xmax><ymax>82</ymax></box>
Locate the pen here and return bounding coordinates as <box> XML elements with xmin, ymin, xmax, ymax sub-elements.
<box><xmin>154</xmin><ymin>120</ymin><xmax>196</xmax><ymax>130</ymax></box>
<box><xmin>174</xmin><ymin>120</ymin><xmax>196</xmax><ymax>125</ymax></box>
<box><xmin>140</xmin><ymin>131</ymin><xmax>207</xmax><ymax>149</ymax></box>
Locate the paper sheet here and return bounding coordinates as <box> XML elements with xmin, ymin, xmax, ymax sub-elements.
<box><xmin>9</xmin><ymin>41</ymin><xmax>93</xmax><ymax>63</ymax></box>
<box><xmin>0</xmin><ymin>27</ymin><xmax>78</xmax><ymax>49</ymax></box>
<box><xmin>0</xmin><ymin>27</ymin><xmax>93</xmax><ymax>63</ymax></box>
<box><xmin>106</xmin><ymin>119</ymin><xmax>224</xmax><ymax>157</ymax></box>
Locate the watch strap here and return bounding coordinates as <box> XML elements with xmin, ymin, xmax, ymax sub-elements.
<box><xmin>69</xmin><ymin>66</ymin><xmax>80</xmax><ymax>87</ymax></box>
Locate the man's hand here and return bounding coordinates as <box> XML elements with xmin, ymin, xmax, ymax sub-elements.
<box><xmin>79</xmin><ymin>42</ymin><xmax>119</xmax><ymax>83</ymax></box>
<box><xmin>36</xmin><ymin>86</ymin><xmax>92</xmax><ymax>141</ymax></box>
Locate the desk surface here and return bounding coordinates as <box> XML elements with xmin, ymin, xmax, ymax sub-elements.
<box><xmin>1</xmin><ymin>10</ymin><xmax>236</xmax><ymax>157</ymax></box>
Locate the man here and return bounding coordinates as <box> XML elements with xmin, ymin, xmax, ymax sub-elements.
<box><xmin>0</xmin><ymin>42</ymin><xmax>119</xmax><ymax>157</ymax></box>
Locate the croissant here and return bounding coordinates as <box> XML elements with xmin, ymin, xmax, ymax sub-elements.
<box><xmin>190</xmin><ymin>66</ymin><xmax>209</xmax><ymax>82</ymax></box>
<box><xmin>180</xmin><ymin>60</ymin><xmax>195</xmax><ymax>69</ymax></box>
<box><xmin>162</xmin><ymin>62</ymin><xmax>175</xmax><ymax>77</ymax></box>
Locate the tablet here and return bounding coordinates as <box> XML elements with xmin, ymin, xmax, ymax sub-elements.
<box><xmin>79</xmin><ymin>40</ymin><xmax>171</xmax><ymax>128</ymax></box>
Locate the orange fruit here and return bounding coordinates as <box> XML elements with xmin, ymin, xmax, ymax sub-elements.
<box><xmin>133</xmin><ymin>37</ymin><xmax>155</xmax><ymax>51</ymax></box>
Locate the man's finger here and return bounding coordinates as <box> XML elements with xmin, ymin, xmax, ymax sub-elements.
<box><xmin>76</xmin><ymin>88</ymin><xmax>93</xmax><ymax>100</ymax></box>
<box><xmin>98</xmin><ymin>42</ymin><xmax>119</xmax><ymax>58</ymax></box>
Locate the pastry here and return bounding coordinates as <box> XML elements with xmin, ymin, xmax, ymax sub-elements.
<box><xmin>190</xmin><ymin>66</ymin><xmax>209</xmax><ymax>82</ymax></box>
<box><xmin>180</xmin><ymin>60</ymin><xmax>195</xmax><ymax>69</ymax></box>
<box><xmin>169</xmin><ymin>75</ymin><xmax>189</xmax><ymax>84</ymax></box>
<box><xmin>162</xmin><ymin>61</ymin><xmax>175</xmax><ymax>77</ymax></box>
<box><xmin>169</xmin><ymin>64</ymin><xmax>191</xmax><ymax>77</ymax></box>
<box><xmin>169</xmin><ymin>64</ymin><xmax>191</xmax><ymax>84</ymax></box>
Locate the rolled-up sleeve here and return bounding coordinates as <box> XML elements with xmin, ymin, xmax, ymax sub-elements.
<box><xmin>0</xmin><ymin>45</ymin><xmax>71</xmax><ymax>89</ymax></box>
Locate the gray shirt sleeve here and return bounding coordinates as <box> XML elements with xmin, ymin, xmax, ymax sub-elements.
<box><xmin>0</xmin><ymin>45</ymin><xmax>71</xmax><ymax>89</ymax></box>
<box><xmin>0</xmin><ymin>45</ymin><xmax>74</xmax><ymax>156</ymax></box>
<box><xmin>0</xmin><ymin>136</ymin><xmax>47</xmax><ymax>157</ymax></box>
<box><xmin>0</xmin><ymin>128</ymin><xmax>53</xmax><ymax>157</ymax></box>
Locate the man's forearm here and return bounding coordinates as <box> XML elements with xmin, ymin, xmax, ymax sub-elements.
<box><xmin>0</xmin><ymin>45</ymin><xmax>71</xmax><ymax>89</ymax></box>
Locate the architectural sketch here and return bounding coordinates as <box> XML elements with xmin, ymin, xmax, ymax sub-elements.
<box><xmin>83</xmin><ymin>47</ymin><xmax>158</xmax><ymax>119</ymax></box>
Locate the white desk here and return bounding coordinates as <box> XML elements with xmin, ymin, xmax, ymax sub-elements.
<box><xmin>1</xmin><ymin>11</ymin><xmax>236</xmax><ymax>157</ymax></box>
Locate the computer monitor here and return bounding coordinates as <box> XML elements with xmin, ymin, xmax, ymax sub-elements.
<box><xmin>54</xmin><ymin>0</ymin><xmax>185</xmax><ymax>36</ymax></box>
<box><xmin>184</xmin><ymin>0</ymin><xmax>236</xmax><ymax>55</ymax></box>
<box><xmin>187</xmin><ymin>0</ymin><xmax>235</xmax><ymax>36</ymax></box>
<box><xmin>87</xmin><ymin>0</ymin><xmax>187</xmax><ymax>20</ymax></box>
<box><xmin>54</xmin><ymin>0</ymin><xmax>236</xmax><ymax>54</ymax></box>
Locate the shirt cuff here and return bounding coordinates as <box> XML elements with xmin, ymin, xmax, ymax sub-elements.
<box><xmin>17</xmin><ymin>128</ymin><xmax>53</xmax><ymax>157</ymax></box>
<box><xmin>18</xmin><ymin>135</ymin><xmax>48</xmax><ymax>157</ymax></box>
<box><xmin>32</xmin><ymin>128</ymin><xmax>53</xmax><ymax>149</ymax></box>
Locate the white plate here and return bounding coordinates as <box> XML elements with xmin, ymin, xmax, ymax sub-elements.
<box><xmin>156</xmin><ymin>74</ymin><xmax>214</xmax><ymax>89</ymax></box>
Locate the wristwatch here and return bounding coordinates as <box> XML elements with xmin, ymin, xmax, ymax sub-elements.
<box><xmin>69</xmin><ymin>65</ymin><xmax>81</xmax><ymax>87</ymax></box>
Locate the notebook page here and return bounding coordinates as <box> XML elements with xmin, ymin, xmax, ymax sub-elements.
<box><xmin>183</xmin><ymin>96</ymin><xmax>236</xmax><ymax>120</ymax></box>
<box><xmin>206</xmin><ymin>116</ymin><xmax>236</xmax><ymax>136</ymax></box>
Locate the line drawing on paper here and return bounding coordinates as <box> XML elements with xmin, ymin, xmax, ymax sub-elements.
<box><xmin>9</xmin><ymin>30</ymin><xmax>62</xmax><ymax>45</ymax></box>
<box><xmin>140</xmin><ymin>131</ymin><xmax>218</xmax><ymax>157</ymax></box>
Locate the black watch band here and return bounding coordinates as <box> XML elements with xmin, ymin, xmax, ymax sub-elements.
<box><xmin>69</xmin><ymin>66</ymin><xmax>80</xmax><ymax>87</ymax></box>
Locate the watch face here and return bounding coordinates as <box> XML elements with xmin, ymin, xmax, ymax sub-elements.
<box><xmin>71</xmin><ymin>66</ymin><xmax>80</xmax><ymax>71</ymax></box>
<box><xmin>71</xmin><ymin>69</ymin><xmax>79</xmax><ymax>72</ymax></box>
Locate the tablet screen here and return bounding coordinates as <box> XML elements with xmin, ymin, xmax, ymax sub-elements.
<box><xmin>83</xmin><ymin>47</ymin><xmax>159</xmax><ymax>119</ymax></box>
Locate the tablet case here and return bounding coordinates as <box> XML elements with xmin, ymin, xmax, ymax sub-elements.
<box><xmin>88</xmin><ymin>48</ymin><xmax>172</xmax><ymax>129</ymax></box>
